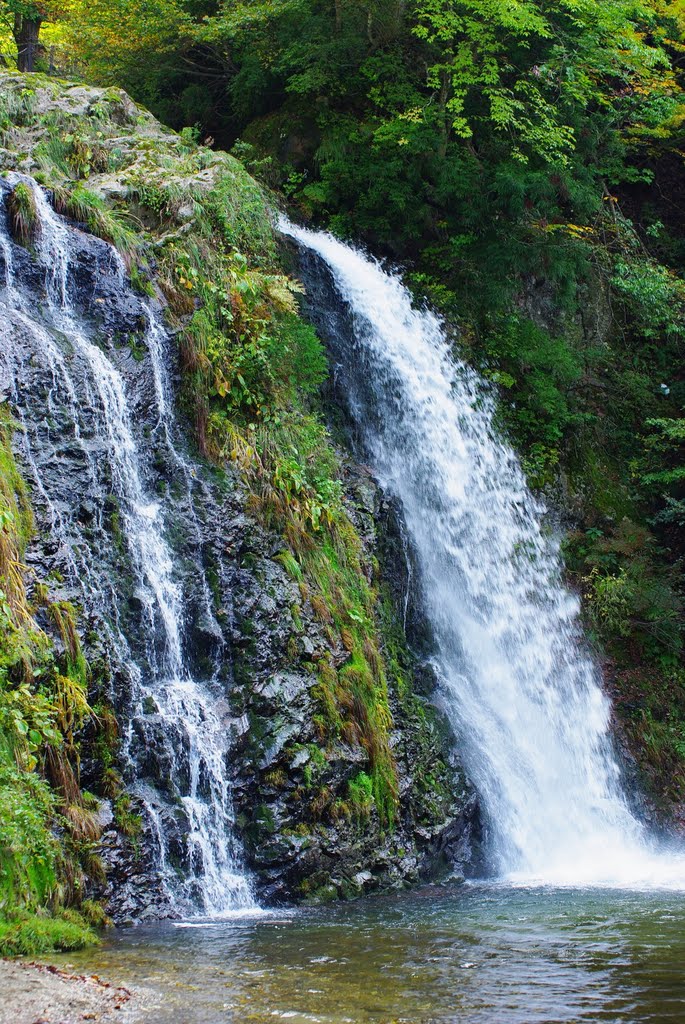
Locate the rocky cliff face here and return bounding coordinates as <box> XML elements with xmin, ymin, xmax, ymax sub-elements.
<box><xmin>226</xmin><ymin>467</ymin><xmax>480</xmax><ymax>903</ymax></box>
<box><xmin>0</xmin><ymin>72</ymin><xmax>480</xmax><ymax>918</ymax></box>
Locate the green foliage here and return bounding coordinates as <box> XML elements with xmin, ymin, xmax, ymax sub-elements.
<box><xmin>0</xmin><ymin>405</ymin><xmax>100</xmax><ymax>941</ymax></box>
<box><xmin>263</xmin><ymin>494</ymin><xmax>398</xmax><ymax>825</ymax></box>
<box><xmin>53</xmin><ymin>184</ymin><xmax>138</xmax><ymax>257</ymax></box>
<box><xmin>641</xmin><ymin>418</ymin><xmax>685</xmax><ymax>489</ymax></box>
<box><xmin>609</xmin><ymin>667</ymin><xmax>685</xmax><ymax>805</ymax></box>
<box><xmin>112</xmin><ymin>793</ymin><xmax>142</xmax><ymax>844</ymax></box>
<box><xmin>0</xmin><ymin>909</ymin><xmax>97</xmax><ymax>956</ymax></box>
<box><xmin>152</xmin><ymin>167</ymin><xmax>312</xmax><ymax>444</ymax></box>
<box><xmin>480</xmin><ymin>315</ymin><xmax>584</xmax><ymax>466</ymax></box>
<box><xmin>7</xmin><ymin>182</ymin><xmax>39</xmax><ymax>246</ymax></box>
<box><xmin>639</xmin><ymin>417</ymin><xmax>685</xmax><ymax>533</ymax></box>
<box><xmin>563</xmin><ymin>510</ymin><xmax>685</xmax><ymax>803</ymax></box>
<box><xmin>584</xmin><ymin>567</ymin><xmax>636</xmax><ymax>639</ymax></box>
<box><xmin>62</xmin><ymin>0</ymin><xmax>192</xmax><ymax>111</ymax></box>
<box><xmin>612</xmin><ymin>258</ymin><xmax>685</xmax><ymax>341</ymax></box>
<box><xmin>0</xmin><ymin>760</ymin><xmax>58</xmax><ymax>912</ymax></box>
<box><xmin>347</xmin><ymin>771</ymin><xmax>374</xmax><ymax>821</ymax></box>
<box><xmin>568</xmin><ymin>519</ymin><xmax>682</xmax><ymax>657</ymax></box>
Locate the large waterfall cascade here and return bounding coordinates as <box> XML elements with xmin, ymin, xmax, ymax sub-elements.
<box><xmin>0</xmin><ymin>176</ymin><xmax>256</xmax><ymax>915</ymax></box>
<box><xmin>2</xmin><ymin>161</ymin><xmax>683</xmax><ymax>909</ymax></box>
<box><xmin>281</xmin><ymin>216</ymin><xmax>685</xmax><ymax>888</ymax></box>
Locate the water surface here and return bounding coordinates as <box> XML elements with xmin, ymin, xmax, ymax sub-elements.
<box><xmin>58</xmin><ymin>885</ymin><xmax>685</xmax><ymax>1023</ymax></box>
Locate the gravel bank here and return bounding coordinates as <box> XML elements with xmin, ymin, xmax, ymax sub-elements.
<box><xmin>0</xmin><ymin>959</ymin><xmax>142</xmax><ymax>1024</ymax></box>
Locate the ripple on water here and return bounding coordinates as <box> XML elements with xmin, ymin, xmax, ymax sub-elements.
<box><xmin>51</xmin><ymin>886</ymin><xmax>685</xmax><ymax>1024</ymax></box>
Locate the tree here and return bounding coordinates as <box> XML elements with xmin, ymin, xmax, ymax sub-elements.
<box><xmin>1</xmin><ymin>2</ymin><xmax>46</xmax><ymax>71</ymax></box>
<box><xmin>0</xmin><ymin>1</ymin><xmax>69</xmax><ymax>71</ymax></box>
<box><xmin>63</xmin><ymin>0</ymin><xmax>191</xmax><ymax>74</ymax></box>
<box><xmin>60</xmin><ymin>0</ymin><xmax>192</xmax><ymax>112</ymax></box>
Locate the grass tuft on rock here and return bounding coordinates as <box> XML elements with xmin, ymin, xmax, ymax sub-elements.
<box><xmin>7</xmin><ymin>182</ymin><xmax>39</xmax><ymax>246</ymax></box>
<box><xmin>0</xmin><ymin>910</ymin><xmax>98</xmax><ymax>957</ymax></box>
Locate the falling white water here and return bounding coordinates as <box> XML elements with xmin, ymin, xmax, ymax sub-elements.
<box><xmin>0</xmin><ymin>176</ymin><xmax>256</xmax><ymax>914</ymax></box>
<box><xmin>281</xmin><ymin>217</ymin><xmax>685</xmax><ymax>889</ymax></box>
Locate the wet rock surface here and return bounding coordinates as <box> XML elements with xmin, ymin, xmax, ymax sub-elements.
<box><xmin>1</xmin><ymin>159</ymin><xmax>479</xmax><ymax>919</ymax></box>
<box><xmin>220</xmin><ymin>466</ymin><xmax>480</xmax><ymax>902</ymax></box>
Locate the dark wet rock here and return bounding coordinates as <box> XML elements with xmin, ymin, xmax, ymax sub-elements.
<box><xmin>3</xmin><ymin>164</ymin><xmax>479</xmax><ymax>923</ymax></box>
<box><xmin>99</xmin><ymin>822</ymin><xmax>173</xmax><ymax>923</ymax></box>
<box><xmin>216</xmin><ymin>465</ymin><xmax>481</xmax><ymax>904</ymax></box>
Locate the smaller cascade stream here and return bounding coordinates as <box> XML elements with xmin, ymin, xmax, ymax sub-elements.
<box><xmin>282</xmin><ymin>217</ymin><xmax>685</xmax><ymax>889</ymax></box>
<box><xmin>0</xmin><ymin>176</ymin><xmax>256</xmax><ymax>916</ymax></box>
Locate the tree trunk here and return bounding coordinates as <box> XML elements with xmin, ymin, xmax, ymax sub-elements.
<box><xmin>14</xmin><ymin>14</ymin><xmax>44</xmax><ymax>73</ymax></box>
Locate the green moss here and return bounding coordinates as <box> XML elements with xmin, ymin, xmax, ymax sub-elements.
<box><xmin>0</xmin><ymin>405</ymin><xmax>33</xmax><ymax>551</ymax></box>
<box><xmin>275</xmin><ymin>550</ymin><xmax>303</xmax><ymax>580</ymax></box>
<box><xmin>250</xmin><ymin>804</ymin><xmax>277</xmax><ymax>841</ymax></box>
<box><xmin>0</xmin><ymin>910</ymin><xmax>97</xmax><ymax>956</ymax></box>
<box><xmin>264</xmin><ymin>767</ymin><xmax>288</xmax><ymax>788</ymax></box>
<box><xmin>129</xmin><ymin>262</ymin><xmax>155</xmax><ymax>297</ymax></box>
<box><xmin>347</xmin><ymin>771</ymin><xmax>374</xmax><ymax>821</ymax></box>
<box><xmin>113</xmin><ymin>793</ymin><xmax>142</xmax><ymax>846</ymax></box>
<box><xmin>127</xmin><ymin>333</ymin><xmax>148</xmax><ymax>362</ymax></box>
<box><xmin>303</xmin><ymin>883</ymin><xmax>338</xmax><ymax>904</ymax></box>
<box><xmin>282</xmin><ymin>821</ymin><xmax>311</xmax><ymax>838</ymax></box>
<box><xmin>91</xmin><ymin>702</ymin><xmax>119</xmax><ymax>774</ymax></box>
<box><xmin>300</xmin><ymin>745</ymin><xmax>327</xmax><ymax>789</ymax></box>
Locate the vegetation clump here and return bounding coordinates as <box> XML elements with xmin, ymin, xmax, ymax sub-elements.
<box><xmin>0</xmin><ymin>405</ymin><xmax>103</xmax><ymax>953</ymax></box>
<box><xmin>0</xmin><ymin>909</ymin><xmax>98</xmax><ymax>956</ymax></box>
<box><xmin>7</xmin><ymin>182</ymin><xmax>39</xmax><ymax>245</ymax></box>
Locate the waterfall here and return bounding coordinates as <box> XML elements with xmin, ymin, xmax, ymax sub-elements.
<box><xmin>0</xmin><ymin>176</ymin><xmax>256</xmax><ymax>916</ymax></box>
<box><xmin>281</xmin><ymin>217</ymin><xmax>685</xmax><ymax>888</ymax></box>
